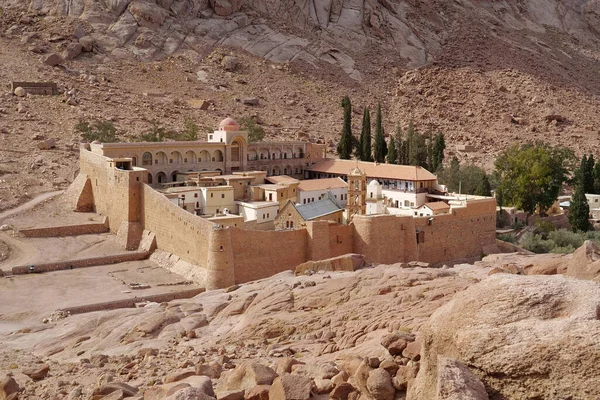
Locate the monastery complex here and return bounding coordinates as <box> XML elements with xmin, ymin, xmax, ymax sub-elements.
<box><xmin>65</xmin><ymin>118</ymin><xmax>497</xmax><ymax>289</ymax></box>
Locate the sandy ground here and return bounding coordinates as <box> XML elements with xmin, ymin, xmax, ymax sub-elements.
<box><xmin>0</xmin><ymin>194</ymin><xmax>200</xmax><ymax>334</ymax></box>
<box><xmin>0</xmin><ymin>260</ymin><xmax>198</xmax><ymax>334</ymax></box>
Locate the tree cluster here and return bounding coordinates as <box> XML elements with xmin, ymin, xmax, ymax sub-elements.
<box><xmin>336</xmin><ymin>97</ymin><xmax>445</xmax><ymax>170</ymax></box>
<box><xmin>493</xmin><ymin>143</ymin><xmax>574</xmax><ymax>216</ymax></box>
<box><xmin>437</xmin><ymin>157</ymin><xmax>491</xmax><ymax>197</ymax></box>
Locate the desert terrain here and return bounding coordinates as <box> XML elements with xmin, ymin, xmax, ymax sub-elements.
<box><xmin>1</xmin><ymin>0</ymin><xmax>600</xmax><ymax>399</ymax></box>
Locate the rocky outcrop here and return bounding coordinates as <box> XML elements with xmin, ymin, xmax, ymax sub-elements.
<box><xmin>5</xmin><ymin>0</ymin><xmax>599</xmax><ymax>81</ymax></box>
<box><xmin>409</xmin><ymin>274</ymin><xmax>600</xmax><ymax>399</ymax></box>
<box><xmin>565</xmin><ymin>240</ymin><xmax>600</xmax><ymax>281</ymax></box>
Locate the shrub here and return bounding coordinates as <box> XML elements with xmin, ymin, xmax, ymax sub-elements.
<box><xmin>548</xmin><ymin>229</ymin><xmax>585</xmax><ymax>249</ymax></box>
<box><xmin>551</xmin><ymin>245</ymin><xmax>577</xmax><ymax>254</ymax></box>
<box><xmin>239</xmin><ymin>117</ymin><xmax>265</xmax><ymax>142</ymax></box>
<box><xmin>75</xmin><ymin>120</ymin><xmax>119</xmax><ymax>143</ymax></box>
<box><xmin>535</xmin><ymin>220</ymin><xmax>556</xmax><ymax>238</ymax></box>
<box><xmin>498</xmin><ymin>233</ymin><xmax>517</xmax><ymax>243</ymax></box>
<box><xmin>521</xmin><ymin>232</ymin><xmax>555</xmax><ymax>254</ymax></box>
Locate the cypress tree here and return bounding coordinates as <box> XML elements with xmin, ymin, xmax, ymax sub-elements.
<box><xmin>395</xmin><ymin>125</ymin><xmax>408</xmax><ymax>165</ymax></box>
<box><xmin>373</xmin><ymin>103</ymin><xmax>387</xmax><ymax>163</ymax></box>
<box><xmin>569</xmin><ymin>173</ymin><xmax>591</xmax><ymax>232</ymax></box>
<box><xmin>336</xmin><ymin>96</ymin><xmax>353</xmax><ymax>159</ymax></box>
<box><xmin>426</xmin><ymin>130</ymin><xmax>434</xmax><ymax>171</ymax></box>
<box><xmin>387</xmin><ymin>136</ymin><xmax>398</xmax><ymax>164</ymax></box>
<box><xmin>473</xmin><ymin>173</ymin><xmax>492</xmax><ymax>197</ymax></box>
<box><xmin>431</xmin><ymin>132</ymin><xmax>446</xmax><ymax>172</ymax></box>
<box><xmin>593</xmin><ymin>161</ymin><xmax>600</xmax><ymax>194</ymax></box>
<box><xmin>585</xmin><ymin>154</ymin><xmax>595</xmax><ymax>193</ymax></box>
<box><xmin>359</xmin><ymin>108</ymin><xmax>373</xmax><ymax>161</ymax></box>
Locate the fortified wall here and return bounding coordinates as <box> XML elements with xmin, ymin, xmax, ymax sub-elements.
<box><xmin>69</xmin><ymin>148</ymin><xmax>497</xmax><ymax>289</ymax></box>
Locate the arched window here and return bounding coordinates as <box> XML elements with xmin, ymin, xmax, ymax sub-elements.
<box><xmin>142</xmin><ymin>152</ymin><xmax>153</xmax><ymax>166</ymax></box>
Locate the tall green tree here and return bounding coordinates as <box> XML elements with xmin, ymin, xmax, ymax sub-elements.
<box><xmin>569</xmin><ymin>173</ymin><xmax>591</xmax><ymax>232</ymax></box>
<box><xmin>431</xmin><ymin>132</ymin><xmax>446</xmax><ymax>172</ymax></box>
<box><xmin>373</xmin><ymin>103</ymin><xmax>387</xmax><ymax>163</ymax></box>
<box><xmin>336</xmin><ymin>96</ymin><xmax>354</xmax><ymax>159</ymax></box>
<box><xmin>395</xmin><ymin>125</ymin><xmax>408</xmax><ymax>165</ymax></box>
<box><xmin>584</xmin><ymin>154</ymin><xmax>595</xmax><ymax>193</ymax></box>
<box><xmin>387</xmin><ymin>136</ymin><xmax>398</xmax><ymax>164</ymax></box>
<box><xmin>593</xmin><ymin>161</ymin><xmax>600</xmax><ymax>194</ymax></box>
<box><xmin>426</xmin><ymin>130</ymin><xmax>434</xmax><ymax>171</ymax></box>
<box><xmin>359</xmin><ymin>108</ymin><xmax>373</xmax><ymax>161</ymax></box>
<box><xmin>437</xmin><ymin>160</ymin><xmax>491</xmax><ymax>196</ymax></box>
<box><xmin>409</xmin><ymin>131</ymin><xmax>428</xmax><ymax>168</ymax></box>
<box><xmin>494</xmin><ymin>143</ymin><xmax>574</xmax><ymax>216</ymax></box>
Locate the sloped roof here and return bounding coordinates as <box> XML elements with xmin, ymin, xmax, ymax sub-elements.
<box><xmin>308</xmin><ymin>159</ymin><xmax>437</xmax><ymax>181</ymax></box>
<box><xmin>294</xmin><ymin>193</ymin><xmax>343</xmax><ymax>221</ymax></box>
<box><xmin>298</xmin><ymin>177</ymin><xmax>347</xmax><ymax>192</ymax></box>
<box><xmin>265</xmin><ymin>175</ymin><xmax>299</xmax><ymax>184</ymax></box>
<box><xmin>420</xmin><ymin>202</ymin><xmax>451</xmax><ymax>211</ymax></box>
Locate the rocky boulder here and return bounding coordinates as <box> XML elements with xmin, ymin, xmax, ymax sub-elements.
<box><xmin>22</xmin><ymin>364</ymin><xmax>49</xmax><ymax>380</ymax></box>
<box><xmin>217</xmin><ymin>361</ymin><xmax>277</xmax><ymax>392</ymax></box>
<box><xmin>0</xmin><ymin>375</ymin><xmax>20</xmax><ymax>399</ymax></box>
<box><xmin>409</xmin><ymin>274</ymin><xmax>600</xmax><ymax>399</ymax></box>
<box><xmin>209</xmin><ymin>0</ymin><xmax>244</xmax><ymax>16</ymax></box>
<box><xmin>436</xmin><ymin>357</ymin><xmax>488</xmax><ymax>400</ymax></box>
<box><xmin>269</xmin><ymin>374</ymin><xmax>312</xmax><ymax>400</ymax></box>
<box><xmin>565</xmin><ymin>240</ymin><xmax>600</xmax><ymax>281</ymax></box>
<box><xmin>42</xmin><ymin>53</ymin><xmax>63</xmax><ymax>67</ymax></box>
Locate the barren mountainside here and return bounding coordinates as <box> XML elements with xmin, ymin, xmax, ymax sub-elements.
<box><xmin>0</xmin><ymin>0</ymin><xmax>599</xmax><ymax>210</ymax></box>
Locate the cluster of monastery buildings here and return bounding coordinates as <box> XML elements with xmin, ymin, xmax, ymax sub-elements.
<box><xmin>91</xmin><ymin>117</ymin><xmax>473</xmax><ymax>231</ymax></box>
<box><xmin>73</xmin><ymin>117</ymin><xmax>497</xmax><ymax>289</ymax></box>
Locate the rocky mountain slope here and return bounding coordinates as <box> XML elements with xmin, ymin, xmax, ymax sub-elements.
<box><xmin>0</xmin><ymin>0</ymin><xmax>599</xmax><ymax>212</ymax></box>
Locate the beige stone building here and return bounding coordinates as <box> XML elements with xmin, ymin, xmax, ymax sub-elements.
<box><xmin>308</xmin><ymin>159</ymin><xmax>443</xmax><ymax>215</ymax></box>
<box><xmin>90</xmin><ymin>118</ymin><xmax>326</xmax><ymax>184</ymax></box>
<box><xmin>275</xmin><ymin>192</ymin><xmax>344</xmax><ymax>230</ymax></box>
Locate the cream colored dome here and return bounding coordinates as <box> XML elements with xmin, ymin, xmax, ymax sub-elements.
<box><xmin>368</xmin><ymin>179</ymin><xmax>380</xmax><ymax>186</ymax></box>
<box><xmin>219</xmin><ymin>117</ymin><xmax>239</xmax><ymax>131</ymax></box>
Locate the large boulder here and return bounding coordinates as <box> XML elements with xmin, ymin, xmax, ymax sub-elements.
<box><xmin>269</xmin><ymin>374</ymin><xmax>312</xmax><ymax>400</ymax></box>
<box><xmin>365</xmin><ymin>368</ymin><xmax>394</xmax><ymax>400</ymax></box>
<box><xmin>0</xmin><ymin>375</ymin><xmax>20</xmax><ymax>399</ymax></box>
<box><xmin>209</xmin><ymin>0</ymin><xmax>243</xmax><ymax>16</ymax></box>
<box><xmin>409</xmin><ymin>274</ymin><xmax>600</xmax><ymax>399</ymax></box>
<box><xmin>436</xmin><ymin>357</ymin><xmax>488</xmax><ymax>400</ymax></box>
<box><xmin>217</xmin><ymin>361</ymin><xmax>277</xmax><ymax>392</ymax></box>
<box><xmin>565</xmin><ymin>240</ymin><xmax>600</xmax><ymax>281</ymax></box>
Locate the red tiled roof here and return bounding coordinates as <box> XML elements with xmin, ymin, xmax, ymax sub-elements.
<box><xmin>298</xmin><ymin>177</ymin><xmax>347</xmax><ymax>192</ymax></box>
<box><xmin>308</xmin><ymin>159</ymin><xmax>437</xmax><ymax>181</ymax></box>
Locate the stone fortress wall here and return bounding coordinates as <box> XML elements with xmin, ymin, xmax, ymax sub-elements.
<box><xmin>70</xmin><ymin>147</ymin><xmax>497</xmax><ymax>289</ymax></box>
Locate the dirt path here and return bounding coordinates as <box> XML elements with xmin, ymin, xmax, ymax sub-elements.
<box><xmin>0</xmin><ymin>190</ymin><xmax>63</xmax><ymax>224</ymax></box>
<box><xmin>0</xmin><ymin>233</ymin><xmax>40</xmax><ymax>272</ymax></box>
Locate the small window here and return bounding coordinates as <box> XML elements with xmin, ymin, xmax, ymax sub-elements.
<box><xmin>194</xmin><ymin>193</ymin><xmax>198</xmax><ymax>198</ymax></box>
<box><xmin>211</xmin><ymin>193</ymin><xmax>214</xmax><ymax>198</ymax></box>
<box><xmin>169</xmin><ymin>159</ymin><xmax>173</xmax><ymax>163</ymax></box>
<box><xmin>267</xmin><ymin>213</ymin><xmax>270</xmax><ymax>218</ymax></box>
<box><xmin>221</xmin><ymin>194</ymin><xmax>225</xmax><ymax>199</ymax></box>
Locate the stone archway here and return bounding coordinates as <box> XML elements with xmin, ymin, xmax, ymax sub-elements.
<box><xmin>156</xmin><ymin>171</ymin><xmax>167</xmax><ymax>184</ymax></box>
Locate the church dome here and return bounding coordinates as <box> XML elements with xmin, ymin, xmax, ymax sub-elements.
<box><xmin>368</xmin><ymin>179</ymin><xmax>381</xmax><ymax>186</ymax></box>
<box><xmin>218</xmin><ymin>117</ymin><xmax>239</xmax><ymax>131</ymax></box>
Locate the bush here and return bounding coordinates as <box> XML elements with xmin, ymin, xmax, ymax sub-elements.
<box><xmin>498</xmin><ymin>233</ymin><xmax>517</xmax><ymax>243</ymax></box>
<box><xmin>535</xmin><ymin>220</ymin><xmax>555</xmax><ymax>238</ymax></box>
<box><xmin>548</xmin><ymin>229</ymin><xmax>585</xmax><ymax>249</ymax></box>
<box><xmin>551</xmin><ymin>245</ymin><xmax>577</xmax><ymax>254</ymax></box>
<box><xmin>521</xmin><ymin>232</ymin><xmax>555</xmax><ymax>254</ymax></box>
<box><xmin>75</xmin><ymin>120</ymin><xmax>119</xmax><ymax>143</ymax></box>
